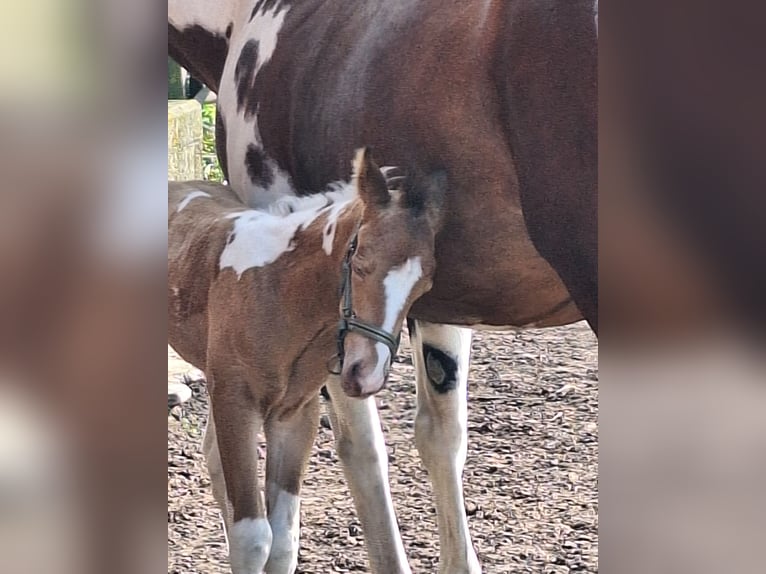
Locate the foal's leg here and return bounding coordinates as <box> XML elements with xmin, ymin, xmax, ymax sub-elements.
<box><xmin>203</xmin><ymin>406</ymin><xmax>232</xmax><ymax>534</ymax></box>
<box><xmin>409</xmin><ymin>320</ymin><xmax>480</xmax><ymax>574</ymax></box>
<box><xmin>324</xmin><ymin>375</ymin><xmax>412</xmax><ymax>574</ymax></box>
<box><xmin>211</xmin><ymin>375</ymin><xmax>272</xmax><ymax>574</ymax></box>
<box><xmin>263</xmin><ymin>397</ymin><xmax>320</xmax><ymax>574</ymax></box>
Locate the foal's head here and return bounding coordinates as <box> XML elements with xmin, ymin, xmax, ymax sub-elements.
<box><xmin>339</xmin><ymin>148</ymin><xmax>446</xmax><ymax>398</ymax></box>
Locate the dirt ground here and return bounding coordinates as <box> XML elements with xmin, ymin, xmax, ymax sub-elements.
<box><xmin>168</xmin><ymin>322</ymin><xmax>598</xmax><ymax>573</ymax></box>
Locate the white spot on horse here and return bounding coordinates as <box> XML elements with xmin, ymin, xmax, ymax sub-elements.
<box><xmin>217</xmin><ymin>3</ymin><xmax>293</xmax><ymax>207</ymax></box>
<box><xmin>321</xmin><ymin>182</ymin><xmax>354</xmax><ymax>254</ymax></box>
<box><xmin>218</xmin><ymin>183</ymin><xmax>353</xmax><ymax>277</ymax></box>
<box><xmin>228</xmin><ymin>517</ymin><xmax>272</xmax><ymax>574</ymax></box>
<box><xmin>219</xmin><ymin>209</ymin><xmax>318</xmax><ymax>277</ymax></box>
<box><xmin>382</xmin><ymin>257</ymin><xmax>423</xmax><ymax>332</ymax></box>
<box><xmin>168</xmin><ymin>0</ymin><xmax>233</xmax><ymax>36</ymax></box>
<box><xmin>250</xmin><ymin>3</ymin><xmax>291</xmax><ymax>70</ymax></box>
<box><xmin>176</xmin><ymin>190</ymin><xmax>211</xmax><ymax>212</ymax></box>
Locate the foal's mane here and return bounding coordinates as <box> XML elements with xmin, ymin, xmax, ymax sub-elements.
<box><xmin>265</xmin><ymin>181</ymin><xmax>356</xmax><ymax>217</ymax></box>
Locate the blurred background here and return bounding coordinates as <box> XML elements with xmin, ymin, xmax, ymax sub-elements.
<box><xmin>0</xmin><ymin>0</ymin><xmax>764</xmax><ymax>572</ymax></box>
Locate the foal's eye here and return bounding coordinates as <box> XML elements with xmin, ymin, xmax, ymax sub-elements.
<box><xmin>351</xmin><ymin>255</ymin><xmax>371</xmax><ymax>277</ymax></box>
<box><xmin>351</xmin><ymin>260</ymin><xmax>367</xmax><ymax>277</ymax></box>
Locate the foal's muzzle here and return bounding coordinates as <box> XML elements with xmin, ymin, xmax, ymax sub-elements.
<box><xmin>327</xmin><ymin>227</ymin><xmax>400</xmax><ymax>376</ymax></box>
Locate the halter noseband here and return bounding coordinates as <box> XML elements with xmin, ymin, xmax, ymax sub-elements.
<box><xmin>327</xmin><ymin>226</ymin><xmax>401</xmax><ymax>375</ymax></box>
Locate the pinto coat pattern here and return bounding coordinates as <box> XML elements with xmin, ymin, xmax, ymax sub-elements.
<box><xmin>168</xmin><ymin>149</ymin><xmax>445</xmax><ymax>574</ymax></box>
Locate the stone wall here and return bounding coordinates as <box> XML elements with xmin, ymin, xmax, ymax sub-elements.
<box><xmin>168</xmin><ymin>100</ymin><xmax>202</xmax><ymax>181</ymax></box>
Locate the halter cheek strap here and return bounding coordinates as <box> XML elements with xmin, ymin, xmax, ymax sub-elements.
<box><xmin>327</xmin><ymin>226</ymin><xmax>401</xmax><ymax>375</ymax></box>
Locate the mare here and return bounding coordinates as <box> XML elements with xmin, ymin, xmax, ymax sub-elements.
<box><xmin>168</xmin><ymin>149</ymin><xmax>445</xmax><ymax>573</ymax></box>
<box><xmin>169</xmin><ymin>2</ymin><xmax>597</xmax><ymax>572</ymax></box>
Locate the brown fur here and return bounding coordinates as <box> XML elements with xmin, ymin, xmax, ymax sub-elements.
<box><xmin>168</xmin><ymin>150</ymin><xmax>442</xmax><ymax>526</ymax></box>
<box><xmin>169</xmin><ymin>0</ymin><xmax>594</xmax><ymax>332</ymax></box>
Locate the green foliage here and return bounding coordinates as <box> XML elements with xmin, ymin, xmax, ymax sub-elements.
<box><xmin>168</xmin><ymin>58</ymin><xmax>184</xmax><ymax>99</ymax></box>
<box><xmin>201</xmin><ymin>103</ymin><xmax>224</xmax><ymax>182</ymax></box>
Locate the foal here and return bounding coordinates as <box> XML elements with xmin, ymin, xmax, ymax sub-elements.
<box><xmin>168</xmin><ymin>148</ymin><xmax>445</xmax><ymax>574</ymax></box>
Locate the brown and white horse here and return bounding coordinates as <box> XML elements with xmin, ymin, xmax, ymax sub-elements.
<box><xmin>168</xmin><ymin>148</ymin><xmax>444</xmax><ymax>573</ymax></box>
<box><xmin>170</xmin><ymin>2</ymin><xmax>597</xmax><ymax>572</ymax></box>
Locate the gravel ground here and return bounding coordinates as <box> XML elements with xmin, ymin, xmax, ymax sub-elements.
<box><xmin>168</xmin><ymin>322</ymin><xmax>598</xmax><ymax>573</ymax></box>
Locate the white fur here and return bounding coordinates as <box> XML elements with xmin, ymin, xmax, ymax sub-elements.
<box><xmin>220</xmin><ymin>208</ymin><xmax>321</xmax><ymax>277</ymax></box>
<box><xmin>365</xmin><ymin>341</ymin><xmax>391</xmax><ymax>393</ymax></box>
<box><xmin>229</xmin><ymin>517</ymin><xmax>272</xmax><ymax>574</ymax></box>
<box><xmin>218</xmin><ymin>184</ymin><xmax>355</xmax><ymax>278</ymax></box>
<box><xmin>411</xmin><ymin>321</ymin><xmax>480</xmax><ymax>573</ymax></box>
<box><xmin>168</xmin><ymin>0</ymin><xmax>237</xmax><ymax>36</ymax></box>
<box><xmin>176</xmin><ymin>190</ymin><xmax>211</xmax><ymax>212</ymax></box>
<box><xmin>217</xmin><ymin>3</ymin><xmax>293</xmax><ymax>207</ymax></box>
<box><xmin>356</xmin><ymin>257</ymin><xmax>423</xmax><ymax>395</ymax></box>
<box><xmin>320</xmin><ymin>183</ymin><xmax>354</xmax><ymax>254</ymax></box>
<box><xmin>266</xmin><ymin>486</ymin><xmax>301</xmax><ymax>573</ymax></box>
<box><xmin>382</xmin><ymin>257</ymin><xmax>423</xmax><ymax>332</ymax></box>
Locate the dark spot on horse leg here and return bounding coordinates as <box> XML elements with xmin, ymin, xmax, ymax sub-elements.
<box><xmin>320</xmin><ymin>386</ymin><xmax>331</xmax><ymax>401</ymax></box>
<box><xmin>245</xmin><ymin>144</ymin><xmax>274</xmax><ymax>188</ymax></box>
<box><xmin>234</xmin><ymin>40</ymin><xmax>259</xmax><ymax>112</ymax></box>
<box><xmin>406</xmin><ymin>318</ymin><xmax>417</xmax><ymax>337</ymax></box>
<box><xmin>226</xmin><ymin>232</ymin><xmax>237</xmax><ymax>245</ymax></box>
<box><xmin>225</xmin><ymin>23</ymin><xmax>233</xmax><ymax>39</ymax></box>
<box><xmin>422</xmin><ymin>343</ymin><xmax>458</xmax><ymax>394</ymax></box>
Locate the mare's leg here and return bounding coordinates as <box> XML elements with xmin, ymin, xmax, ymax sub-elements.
<box><xmin>409</xmin><ymin>320</ymin><xmax>481</xmax><ymax>574</ymax></box>
<box><xmin>263</xmin><ymin>397</ymin><xmax>320</xmax><ymax>574</ymax></box>
<box><xmin>324</xmin><ymin>375</ymin><xmax>412</xmax><ymax>574</ymax></box>
<box><xmin>210</xmin><ymin>373</ymin><xmax>272</xmax><ymax>574</ymax></box>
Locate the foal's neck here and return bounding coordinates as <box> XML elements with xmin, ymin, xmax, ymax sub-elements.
<box><xmin>324</xmin><ymin>199</ymin><xmax>364</xmax><ymax>265</ymax></box>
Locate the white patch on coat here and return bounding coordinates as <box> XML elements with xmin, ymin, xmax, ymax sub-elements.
<box><xmin>320</xmin><ymin>182</ymin><xmax>355</xmax><ymax>254</ymax></box>
<box><xmin>176</xmin><ymin>190</ymin><xmax>211</xmax><ymax>212</ymax></box>
<box><xmin>249</xmin><ymin>3</ymin><xmax>290</xmax><ymax>68</ymax></box>
<box><xmin>168</xmin><ymin>0</ymin><xmax>235</xmax><ymax>36</ymax></box>
<box><xmin>382</xmin><ymin>257</ymin><xmax>423</xmax><ymax>332</ymax></box>
<box><xmin>228</xmin><ymin>517</ymin><xmax>272</xmax><ymax>573</ymax></box>
<box><xmin>218</xmin><ymin>179</ymin><xmax>355</xmax><ymax>277</ymax></box>
<box><xmin>219</xmin><ymin>207</ymin><xmax>322</xmax><ymax>277</ymax></box>
<box><xmin>217</xmin><ymin>3</ymin><xmax>293</xmax><ymax>207</ymax></box>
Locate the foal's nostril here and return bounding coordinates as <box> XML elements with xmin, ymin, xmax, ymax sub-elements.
<box><xmin>341</xmin><ymin>360</ymin><xmax>364</xmax><ymax>397</ymax></box>
<box><xmin>349</xmin><ymin>360</ymin><xmax>362</xmax><ymax>378</ymax></box>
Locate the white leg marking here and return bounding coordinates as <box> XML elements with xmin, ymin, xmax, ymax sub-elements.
<box><xmin>265</xmin><ymin>485</ymin><xmax>300</xmax><ymax>574</ymax></box>
<box><xmin>411</xmin><ymin>321</ymin><xmax>481</xmax><ymax>574</ymax></box>
<box><xmin>176</xmin><ymin>190</ymin><xmax>211</xmax><ymax>212</ymax></box>
<box><xmin>229</xmin><ymin>517</ymin><xmax>273</xmax><ymax>574</ymax></box>
<box><xmin>325</xmin><ymin>376</ymin><xmax>412</xmax><ymax>573</ymax></box>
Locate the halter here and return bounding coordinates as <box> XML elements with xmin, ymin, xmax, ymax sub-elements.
<box><xmin>327</xmin><ymin>225</ymin><xmax>401</xmax><ymax>375</ymax></box>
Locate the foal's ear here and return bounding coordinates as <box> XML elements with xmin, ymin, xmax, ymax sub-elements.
<box><xmin>352</xmin><ymin>147</ymin><xmax>390</xmax><ymax>207</ymax></box>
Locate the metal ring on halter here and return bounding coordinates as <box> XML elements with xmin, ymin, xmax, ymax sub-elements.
<box><xmin>327</xmin><ymin>225</ymin><xmax>401</xmax><ymax>375</ymax></box>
